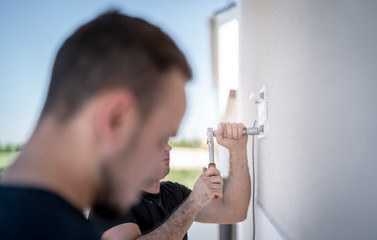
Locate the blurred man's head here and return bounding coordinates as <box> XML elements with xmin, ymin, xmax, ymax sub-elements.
<box><xmin>40</xmin><ymin>11</ymin><xmax>191</xmax><ymax>218</ymax></box>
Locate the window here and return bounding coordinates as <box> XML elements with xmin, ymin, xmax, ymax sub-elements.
<box><xmin>211</xmin><ymin>3</ymin><xmax>239</xmax><ymax>121</ymax></box>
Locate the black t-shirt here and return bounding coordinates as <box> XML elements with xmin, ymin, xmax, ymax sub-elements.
<box><xmin>0</xmin><ymin>186</ymin><xmax>98</xmax><ymax>240</ymax></box>
<box><xmin>89</xmin><ymin>181</ymin><xmax>192</xmax><ymax>240</ymax></box>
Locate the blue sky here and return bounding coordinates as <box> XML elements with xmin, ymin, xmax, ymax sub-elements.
<box><xmin>0</xmin><ymin>0</ymin><xmax>232</xmax><ymax>144</ymax></box>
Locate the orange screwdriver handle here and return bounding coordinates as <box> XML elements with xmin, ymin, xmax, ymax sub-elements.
<box><xmin>208</xmin><ymin>163</ymin><xmax>219</xmax><ymax>199</ymax></box>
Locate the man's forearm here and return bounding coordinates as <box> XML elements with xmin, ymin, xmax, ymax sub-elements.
<box><xmin>136</xmin><ymin>197</ymin><xmax>201</xmax><ymax>240</ymax></box>
<box><xmin>222</xmin><ymin>149</ymin><xmax>251</xmax><ymax>219</ymax></box>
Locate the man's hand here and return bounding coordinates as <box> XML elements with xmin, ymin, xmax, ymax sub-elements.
<box><xmin>188</xmin><ymin>167</ymin><xmax>223</xmax><ymax>208</ymax></box>
<box><xmin>216</xmin><ymin>122</ymin><xmax>248</xmax><ymax>154</ymax></box>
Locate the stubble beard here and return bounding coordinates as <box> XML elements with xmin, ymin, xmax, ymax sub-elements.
<box><xmin>91</xmin><ymin>128</ymin><xmax>140</xmax><ymax>220</ymax></box>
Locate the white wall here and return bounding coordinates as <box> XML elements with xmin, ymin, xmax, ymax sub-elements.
<box><xmin>238</xmin><ymin>0</ymin><xmax>377</xmax><ymax>239</ymax></box>
<box><xmin>188</xmin><ymin>221</ymin><xmax>219</xmax><ymax>240</ymax></box>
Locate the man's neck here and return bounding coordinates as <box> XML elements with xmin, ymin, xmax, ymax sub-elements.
<box><xmin>1</xmin><ymin>117</ymin><xmax>97</xmax><ymax>211</ymax></box>
<box><xmin>142</xmin><ymin>179</ymin><xmax>161</xmax><ymax>194</ymax></box>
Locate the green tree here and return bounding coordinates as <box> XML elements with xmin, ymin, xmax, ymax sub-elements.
<box><xmin>4</xmin><ymin>144</ymin><xmax>15</xmax><ymax>153</ymax></box>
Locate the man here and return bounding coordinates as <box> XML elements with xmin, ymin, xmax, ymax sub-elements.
<box><xmin>89</xmin><ymin>122</ymin><xmax>251</xmax><ymax>240</ymax></box>
<box><xmin>0</xmin><ymin>11</ymin><xmax>191</xmax><ymax>239</ymax></box>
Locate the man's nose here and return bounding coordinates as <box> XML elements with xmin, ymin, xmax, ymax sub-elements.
<box><xmin>164</xmin><ymin>143</ymin><xmax>172</xmax><ymax>152</ymax></box>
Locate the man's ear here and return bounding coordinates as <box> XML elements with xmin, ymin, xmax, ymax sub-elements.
<box><xmin>94</xmin><ymin>90</ymin><xmax>138</xmax><ymax>150</ymax></box>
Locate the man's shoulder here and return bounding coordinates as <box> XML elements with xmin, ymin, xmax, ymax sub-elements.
<box><xmin>0</xmin><ymin>186</ymin><xmax>80</xmax><ymax>217</ymax></box>
<box><xmin>0</xmin><ymin>186</ymin><xmax>98</xmax><ymax>240</ymax></box>
<box><xmin>160</xmin><ymin>181</ymin><xmax>191</xmax><ymax>201</ymax></box>
<box><xmin>161</xmin><ymin>180</ymin><xmax>185</xmax><ymax>188</ymax></box>
<box><xmin>160</xmin><ymin>181</ymin><xmax>189</xmax><ymax>193</ymax></box>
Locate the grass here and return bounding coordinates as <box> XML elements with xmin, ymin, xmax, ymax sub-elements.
<box><xmin>0</xmin><ymin>152</ymin><xmax>17</xmax><ymax>174</ymax></box>
<box><xmin>162</xmin><ymin>168</ymin><xmax>203</xmax><ymax>189</ymax></box>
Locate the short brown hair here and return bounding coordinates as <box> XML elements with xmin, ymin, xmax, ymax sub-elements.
<box><xmin>41</xmin><ymin>10</ymin><xmax>192</xmax><ymax>121</ymax></box>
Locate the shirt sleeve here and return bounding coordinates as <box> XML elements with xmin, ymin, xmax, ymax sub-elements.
<box><xmin>88</xmin><ymin>208</ymin><xmax>138</xmax><ymax>237</ymax></box>
<box><xmin>119</xmin><ymin>209</ymin><xmax>138</xmax><ymax>225</ymax></box>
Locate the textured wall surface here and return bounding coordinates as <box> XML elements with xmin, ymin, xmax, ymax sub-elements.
<box><xmin>237</xmin><ymin>0</ymin><xmax>377</xmax><ymax>239</ymax></box>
